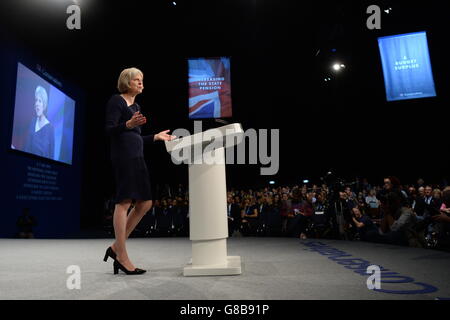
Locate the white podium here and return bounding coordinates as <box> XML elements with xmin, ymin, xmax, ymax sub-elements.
<box><xmin>164</xmin><ymin>123</ymin><xmax>244</xmax><ymax>276</ymax></box>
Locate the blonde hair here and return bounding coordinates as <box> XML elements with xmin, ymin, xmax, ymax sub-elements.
<box><xmin>117</xmin><ymin>67</ymin><xmax>143</xmax><ymax>93</ymax></box>
<box><xmin>35</xmin><ymin>86</ymin><xmax>48</xmax><ymax>110</ymax></box>
<box><xmin>433</xmin><ymin>188</ymin><xmax>442</xmax><ymax>198</ymax></box>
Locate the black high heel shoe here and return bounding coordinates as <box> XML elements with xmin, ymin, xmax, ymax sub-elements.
<box><xmin>113</xmin><ymin>260</ymin><xmax>146</xmax><ymax>275</ymax></box>
<box><xmin>103</xmin><ymin>247</ymin><xmax>117</xmax><ymax>262</ymax></box>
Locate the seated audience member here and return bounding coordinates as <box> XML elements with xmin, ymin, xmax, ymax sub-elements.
<box><xmin>344</xmin><ymin>186</ymin><xmax>357</xmax><ymax>209</ymax></box>
<box><xmin>255</xmin><ymin>196</ymin><xmax>267</xmax><ymax>230</ymax></box>
<box><xmin>406</xmin><ymin>186</ymin><xmax>418</xmax><ymax>210</ymax></box>
<box><xmin>433</xmin><ymin>188</ymin><xmax>443</xmax><ymax>206</ymax></box>
<box><xmin>227</xmin><ymin>195</ymin><xmax>242</xmax><ymax>236</ymax></box>
<box><xmin>437</xmin><ymin>187</ymin><xmax>450</xmax><ymax>217</ymax></box>
<box><xmin>415</xmin><ymin>185</ymin><xmax>441</xmax><ymax>218</ymax></box>
<box><xmin>227</xmin><ymin>195</ymin><xmax>235</xmax><ymax>236</ymax></box>
<box><xmin>241</xmin><ymin>198</ymin><xmax>258</xmax><ymax>236</ymax></box>
<box><xmin>431</xmin><ymin>187</ymin><xmax>450</xmax><ymax>247</ymax></box>
<box><xmin>138</xmin><ymin>199</ymin><xmax>159</xmax><ymax>236</ymax></box>
<box><xmin>365</xmin><ymin>189</ymin><xmax>380</xmax><ymax>209</ymax></box>
<box><xmin>172</xmin><ymin>198</ymin><xmax>188</xmax><ymax>236</ymax></box>
<box><xmin>289</xmin><ymin>189</ymin><xmax>315</xmax><ymax>239</ymax></box>
<box><xmin>265</xmin><ymin>196</ymin><xmax>282</xmax><ymax>236</ymax></box>
<box><xmin>351</xmin><ymin>206</ymin><xmax>379</xmax><ymax>242</ymax></box>
<box><xmin>417</xmin><ymin>186</ymin><xmax>425</xmax><ymax>198</ymax></box>
<box><xmin>257</xmin><ymin>196</ymin><xmax>272</xmax><ymax>235</ymax></box>
<box><xmin>156</xmin><ymin>199</ymin><xmax>173</xmax><ymax>236</ymax></box>
<box><xmin>314</xmin><ymin>191</ymin><xmax>327</xmax><ymax>212</ymax></box>
<box><xmin>280</xmin><ymin>193</ymin><xmax>292</xmax><ymax>234</ymax></box>
<box><xmin>365</xmin><ymin>188</ymin><xmax>381</xmax><ymax>218</ymax></box>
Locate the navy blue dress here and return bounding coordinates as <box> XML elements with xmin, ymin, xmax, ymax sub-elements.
<box><xmin>105</xmin><ymin>94</ymin><xmax>155</xmax><ymax>203</ymax></box>
<box><xmin>25</xmin><ymin>120</ymin><xmax>55</xmax><ymax>160</ymax></box>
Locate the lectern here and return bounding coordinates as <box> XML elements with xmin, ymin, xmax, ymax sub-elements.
<box><xmin>164</xmin><ymin>123</ymin><xmax>244</xmax><ymax>276</ymax></box>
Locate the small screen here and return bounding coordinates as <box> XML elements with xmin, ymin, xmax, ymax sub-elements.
<box><xmin>378</xmin><ymin>32</ymin><xmax>437</xmax><ymax>101</ymax></box>
<box><xmin>188</xmin><ymin>57</ymin><xmax>232</xmax><ymax>119</ymax></box>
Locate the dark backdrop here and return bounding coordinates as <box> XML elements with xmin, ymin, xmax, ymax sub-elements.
<box><xmin>0</xmin><ymin>0</ymin><xmax>448</xmax><ymax>230</ymax></box>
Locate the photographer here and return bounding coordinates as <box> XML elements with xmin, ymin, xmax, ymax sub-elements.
<box><xmin>378</xmin><ymin>190</ymin><xmax>421</xmax><ymax>247</ymax></box>
<box><xmin>325</xmin><ymin>187</ymin><xmax>352</xmax><ymax>240</ymax></box>
<box><xmin>351</xmin><ymin>206</ymin><xmax>379</xmax><ymax>242</ymax></box>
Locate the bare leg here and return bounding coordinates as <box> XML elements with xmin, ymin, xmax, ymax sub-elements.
<box><xmin>124</xmin><ymin>200</ymin><xmax>153</xmax><ymax>239</ymax></box>
<box><xmin>111</xmin><ymin>200</ymin><xmax>136</xmax><ymax>270</ymax></box>
<box><xmin>111</xmin><ymin>200</ymin><xmax>152</xmax><ymax>269</ymax></box>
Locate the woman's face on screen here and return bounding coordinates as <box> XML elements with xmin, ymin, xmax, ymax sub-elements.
<box><xmin>35</xmin><ymin>95</ymin><xmax>45</xmax><ymax>117</ymax></box>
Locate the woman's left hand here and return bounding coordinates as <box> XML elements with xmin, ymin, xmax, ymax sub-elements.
<box><xmin>155</xmin><ymin>130</ymin><xmax>177</xmax><ymax>141</ymax></box>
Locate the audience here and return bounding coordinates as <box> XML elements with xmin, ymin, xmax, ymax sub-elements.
<box><xmin>102</xmin><ymin>176</ymin><xmax>450</xmax><ymax>251</ymax></box>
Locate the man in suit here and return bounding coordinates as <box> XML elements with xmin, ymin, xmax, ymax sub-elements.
<box><xmin>415</xmin><ymin>185</ymin><xmax>441</xmax><ymax>217</ymax></box>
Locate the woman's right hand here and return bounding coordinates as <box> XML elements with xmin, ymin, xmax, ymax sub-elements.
<box><xmin>126</xmin><ymin>111</ymin><xmax>146</xmax><ymax>129</ymax></box>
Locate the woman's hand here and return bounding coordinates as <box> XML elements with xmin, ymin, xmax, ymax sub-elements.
<box><xmin>126</xmin><ymin>111</ymin><xmax>146</xmax><ymax>129</ymax></box>
<box><xmin>154</xmin><ymin>130</ymin><xmax>177</xmax><ymax>141</ymax></box>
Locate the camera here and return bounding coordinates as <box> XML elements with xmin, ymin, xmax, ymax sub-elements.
<box><xmin>320</xmin><ymin>171</ymin><xmax>357</xmax><ymax>197</ymax></box>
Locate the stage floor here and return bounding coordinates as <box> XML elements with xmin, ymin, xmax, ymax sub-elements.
<box><xmin>1</xmin><ymin>237</ymin><xmax>450</xmax><ymax>300</ymax></box>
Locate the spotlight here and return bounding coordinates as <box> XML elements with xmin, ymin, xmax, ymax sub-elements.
<box><xmin>303</xmin><ymin>179</ymin><xmax>309</xmax><ymax>184</ymax></box>
<box><xmin>269</xmin><ymin>181</ymin><xmax>275</xmax><ymax>185</ymax></box>
<box><xmin>332</xmin><ymin>63</ymin><xmax>346</xmax><ymax>71</ymax></box>
<box><xmin>172</xmin><ymin>1</ymin><xmax>177</xmax><ymax>5</ymax></box>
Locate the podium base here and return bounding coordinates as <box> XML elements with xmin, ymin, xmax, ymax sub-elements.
<box><xmin>183</xmin><ymin>256</ymin><xmax>242</xmax><ymax>276</ymax></box>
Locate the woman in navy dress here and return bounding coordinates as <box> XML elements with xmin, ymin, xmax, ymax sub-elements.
<box><xmin>104</xmin><ymin>67</ymin><xmax>175</xmax><ymax>275</ymax></box>
<box><xmin>24</xmin><ymin>86</ymin><xmax>55</xmax><ymax>159</ymax></box>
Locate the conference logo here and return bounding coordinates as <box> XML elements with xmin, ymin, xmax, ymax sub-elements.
<box><xmin>170</xmin><ymin>121</ymin><xmax>280</xmax><ymax>176</ymax></box>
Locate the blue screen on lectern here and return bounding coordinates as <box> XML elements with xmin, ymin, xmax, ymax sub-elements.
<box><xmin>378</xmin><ymin>32</ymin><xmax>436</xmax><ymax>101</ymax></box>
